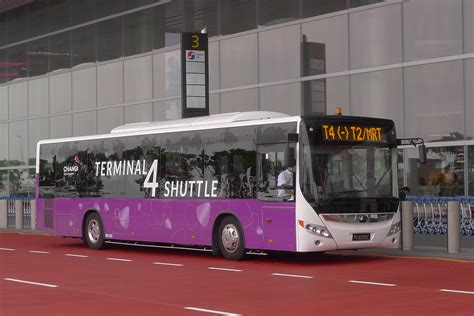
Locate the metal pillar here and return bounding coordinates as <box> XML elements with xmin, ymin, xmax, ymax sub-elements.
<box><xmin>401</xmin><ymin>201</ymin><xmax>414</xmax><ymax>251</ymax></box>
<box><xmin>15</xmin><ymin>200</ymin><xmax>22</xmax><ymax>230</ymax></box>
<box><xmin>30</xmin><ymin>199</ymin><xmax>36</xmax><ymax>230</ymax></box>
<box><xmin>0</xmin><ymin>200</ymin><xmax>7</xmax><ymax>229</ymax></box>
<box><xmin>447</xmin><ymin>201</ymin><xmax>460</xmax><ymax>253</ymax></box>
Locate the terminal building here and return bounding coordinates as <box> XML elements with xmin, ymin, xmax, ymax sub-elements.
<box><xmin>0</xmin><ymin>0</ymin><xmax>473</xmax><ymax>198</ymax></box>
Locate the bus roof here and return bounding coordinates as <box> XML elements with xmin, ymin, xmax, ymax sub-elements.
<box><xmin>110</xmin><ymin>111</ymin><xmax>291</xmax><ymax>134</ymax></box>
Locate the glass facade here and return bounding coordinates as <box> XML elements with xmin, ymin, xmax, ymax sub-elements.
<box><xmin>0</xmin><ymin>0</ymin><xmax>473</xmax><ymax>197</ymax></box>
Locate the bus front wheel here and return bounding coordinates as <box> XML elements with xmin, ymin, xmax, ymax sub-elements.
<box><xmin>84</xmin><ymin>212</ymin><xmax>106</xmax><ymax>250</ymax></box>
<box><xmin>217</xmin><ymin>216</ymin><xmax>246</xmax><ymax>260</ymax></box>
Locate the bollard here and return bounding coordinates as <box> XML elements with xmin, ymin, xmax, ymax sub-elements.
<box><xmin>447</xmin><ymin>201</ymin><xmax>460</xmax><ymax>253</ymax></box>
<box><xmin>15</xmin><ymin>200</ymin><xmax>23</xmax><ymax>230</ymax></box>
<box><xmin>0</xmin><ymin>200</ymin><xmax>7</xmax><ymax>229</ymax></box>
<box><xmin>30</xmin><ymin>199</ymin><xmax>36</xmax><ymax>230</ymax></box>
<box><xmin>401</xmin><ymin>201</ymin><xmax>414</xmax><ymax>251</ymax></box>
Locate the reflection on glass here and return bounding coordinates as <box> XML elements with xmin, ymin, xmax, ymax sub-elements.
<box><xmin>350</xmin><ymin>0</ymin><xmax>384</xmax><ymax>8</ymax></box>
<box><xmin>49</xmin><ymin>0</ymin><xmax>71</xmax><ymax>32</ymax></box>
<box><xmin>124</xmin><ymin>10</ymin><xmax>152</xmax><ymax>57</ymax></box>
<box><xmin>259</xmin><ymin>0</ymin><xmax>299</xmax><ymax>26</ymax></box>
<box><xmin>302</xmin><ymin>0</ymin><xmax>347</xmax><ymax>18</ymax></box>
<box><xmin>7</xmin><ymin>44</ymin><xmax>28</xmax><ymax>80</ymax></box>
<box><xmin>27</xmin><ymin>0</ymin><xmax>49</xmax><ymax>38</ymax></box>
<box><xmin>9</xmin><ymin>169</ymin><xmax>31</xmax><ymax>197</ymax></box>
<box><xmin>49</xmin><ymin>32</ymin><xmax>72</xmax><ymax>72</ymax></box>
<box><xmin>72</xmin><ymin>25</ymin><xmax>96</xmax><ymax>66</ymax></box>
<box><xmin>0</xmin><ymin>170</ymin><xmax>8</xmax><ymax>197</ymax></box>
<box><xmin>468</xmin><ymin>146</ymin><xmax>474</xmax><ymax>195</ymax></box>
<box><xmin>406</xmin><ymin>146</ymin><xmax>464</xmax><ymax>197</ymax></box>
<box><xmin>220</xmin><ymin>0</ymin><xmax>257</xmax><ymax>35</ymax></box>
<box><xmin>26</xmin><ymin>39</ymin><xmax>49</xmax><ymax>77</ymax></box>
<box><xmin>97</xmin><ymin>17</ymin><xmax>123</xmax><ymax>61</ymax></box>
<box><xmin>6</xmin><ymin>6</ymin><xmax>27</xmax><ymax>44</ymax></box>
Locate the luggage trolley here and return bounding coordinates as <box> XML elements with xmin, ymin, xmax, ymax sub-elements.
<box><xmin>460</xmin><ymin>198</ymin><xmax>473</xmax><ymax>236</ymax></box>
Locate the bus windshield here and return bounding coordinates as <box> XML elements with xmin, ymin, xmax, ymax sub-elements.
<box><xmin>299</xmin><ymin>117</ymin><xmax>398</xmax><ymax>210</ymax></box>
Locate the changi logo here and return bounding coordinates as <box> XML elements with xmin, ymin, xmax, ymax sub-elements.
<box><xmin>94</xmin><ymin>159</ymin><xmax>218</xmax><ymax>199</ymax></box>
<box><xmin>63</xmin><ymin>155</ymin><xmax>80</xmax><ymax>175</ymax></box>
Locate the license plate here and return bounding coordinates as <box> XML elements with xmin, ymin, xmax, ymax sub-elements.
<box><xmin>352</xmin><ymin>233</ymin><xmax>371</xmax><ymax>241</ymax></box>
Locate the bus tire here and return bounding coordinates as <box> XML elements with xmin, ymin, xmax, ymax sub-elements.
<box><xmin>84</xmin><ymin>212</ymin><xmax>106</xmax><ymax>250</ymax></box>
<box><xmin>217</xmin><ymin>216</ymin><xmax>246</xmax><ymax>261</ymax></box>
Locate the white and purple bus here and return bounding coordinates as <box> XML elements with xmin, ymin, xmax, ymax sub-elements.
<box><xmin>36</xmin><ymin>111</ymin><xmax>403</xmax><ymax>260</ymax></box>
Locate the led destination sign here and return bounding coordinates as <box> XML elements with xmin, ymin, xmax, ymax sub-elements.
<box><xmin>322</xmin><ymin>124</ymin><xmax>382</xmax><ymax>142</ymax></box>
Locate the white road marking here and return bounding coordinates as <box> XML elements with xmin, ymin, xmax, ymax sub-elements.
<box><xmin>0</xmin><ymin>248</ymin><xmax>15</xmax><ymax>251</ymax></box>
<box><xmin>440</xmin><ymin>289</ymin><xmax>474</xmax><ymax>295</ymax></box>
<box><xmin>153</xmin><ymin>262</ymin><xmax>183</xmax><ymax>267</ymax></box>
<box><xmin>29</xmin><ymin>250</ymin><xmax>50</xmax><ymax>254</ymax></box>
<box><xmin>4</xmin><ymin>278</ymin><xmax>58</xmax><ymax>288</ymax></box>
<box><xmin>184</xmin><ymin>306</ymin><xmax>241</xmax><ymax>315</ymax></box>
<box><xmin>65</xmin><ymin>254</ymin><xmax>88</xmax><ymax>258</ymax></box>
<box><xmin>208</xmin><ymin>267</ymin><xmax>242</xmax><ymax>272</ymax></box>
<box><xmin>106</xmin><ymin>257</ymin><xmax>133</xmax><ymax>262</ymax></box>
<box><xmin>272</xmin><ymin>273</ymin><xmax>313</xmax><ymax>279</ymax></box>
<box><xmin>349</xmin><ymin>280</ymin><xmax>396</xmax><ymax>287</ymax></box>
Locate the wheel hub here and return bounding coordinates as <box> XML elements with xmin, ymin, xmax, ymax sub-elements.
<box><xmin>88</xmin><ymin>219</ymin><xmax>100</xmax><ymax>244</ymax></box>
<box><xmin>221</xmin><ymin>224</ymin><xmax>240</xmax><ymax>253</ymax></box>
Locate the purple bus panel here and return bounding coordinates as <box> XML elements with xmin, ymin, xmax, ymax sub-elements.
<box><xmin>36</xmin><ymin>198</ymin><xmax>296</xmax><ymax>252</ymax></box>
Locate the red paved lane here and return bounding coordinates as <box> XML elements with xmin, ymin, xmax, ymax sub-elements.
<box><xmin>1</xmin><ymin>232</ymin><xmax>473</xmax><ymax>315</ymax></box>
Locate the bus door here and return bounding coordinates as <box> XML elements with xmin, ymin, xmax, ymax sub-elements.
<box><xmin>257</xmin><ymin>143</ymin><xmax>296</xmax><ymax>251</ymax></box>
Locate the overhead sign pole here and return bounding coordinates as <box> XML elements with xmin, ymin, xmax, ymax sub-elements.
<box><xmin>181</xmin><ymin>32</ymin><xmax>209</xmax><ymax>118</ymax></box>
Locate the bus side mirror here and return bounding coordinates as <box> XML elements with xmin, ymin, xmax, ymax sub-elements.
<box><xmin>284</xmin><ymin>147</ymin><xmax>296</xmax><ymax>167</ymax></box>
<box><xmin>418</xmin><ymin>145</ymin><xmax>427</xmax><ymax>164</ymax></box>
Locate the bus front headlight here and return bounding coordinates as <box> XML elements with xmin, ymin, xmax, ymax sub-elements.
<box><xmin>305</xmin><ymin>223</ymin><xmax>332</xmax><ymax>238</ymax></box>
<box><xmin>387</xmin><ymin>221</ymin><xmax>400</xmax><ymax>236</ymax></box>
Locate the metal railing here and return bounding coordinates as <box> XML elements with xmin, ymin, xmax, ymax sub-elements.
<box><xmin>7</xmin><ymin>199</ymin><xmax>15</xmax><ymax>228</ymax></box>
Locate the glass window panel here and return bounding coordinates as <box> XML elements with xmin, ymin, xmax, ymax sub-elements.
<box><xmin>469</xmin><ymin>146</ymin><xmax>474</xmax><ymax>195</ymax></box>
<box><xmin>403</xmin><ymin>0</ymin><xmax>463</xmax><ymax>62</ymax></box>
<box><xmin>302</xmin><ymin>0</ymin><xmax>347</xmax><ymax>18</ymax></box>
<box><xmin>406</xmin><ymin>146</ymin><xmax>464</xmax><ymax>197</ymax></box>
<box><xmin>28</xmin><ymin>118</ymin><xmax>49</xmax><ymax>165</ymax></box>
<box><xmin>7</xmin><ymin>44</ymin><xmax>28</xmax><ymax>80</ymax></box>
<box><xmin>124</xmin><ymin>103</ymin><xmax>152</xmax><ymax>124</ymax></box>
<box><xmin>98</xmin><ymin>107</ymin><xmax>124</xmax><ymax>134</ymax></box>
<box><xmin>0</xmin><ymin>123</ymin><xmax>8</xmax><ymax>162</ymax></box>
<box><xmin>71</xmin><ymin>25</ymin><xmax>96</xmax><ymax>67</ymax></box>
<box><xmin>9</xmin><ymin>120</ymin><xmax>28</xmax><ymax>165</ymax></box>
<box><xmin>220</xmin><ymin>34</ymin><xmax>258</xmax><ymax>88</ymax></box>
<box><xmin>26</xmin><ymin>38</ymin><xmax>49</xmax><ymax>77</ymax></box>
<box><xmin>259</xmin><ymin>0</ymin><xmax>299</xmax><ymax>27</ymax></box>
<box><xmin>49</xmin><ymin>32</ymin><xmax>72</xmax><ymax>72</ymax></box>
<box><xmin>48</xmin><ymin>0</ymin><xmax>71</xmax><ymax>32</ymax></box>
<box><xmin>0</xmin><ymin>49</ymin><xmax>7</xmax><ymax>84</ymax></box>
<box><xmin>50</xmin><ymin>72</ymin><xmax>72</xmax><ymax>114</ymax></box>
<box><xmin>259</xmin><ymin>83</ymin><xmax>301</xmax><ymax>115</ymax></box>
<box><xmin>466</xmin><ymin>59</ymin><xmax>474</xmax><ymax>138</ymax></box>
<box><xmin>152</xmin><ymin>51</ymin><xmax>181</xmax><ymax>98</ymax></box>
<box><xmin>154</xmin><ymin>1</ymin><xmax>183</xmax><ymax>48</ymax></box>
<box><xmin>124</xmin><ymin>56</ymin><xmax>152</xmax><ymax>102</ymax></box>
<box><xmin>153</xmin><ymin>99</ymin><xmax>181</xmax><ymax>121</ymax></box>
<box><xmin>50</xmin><ymin>114</ymin><xmax>72</xmax><ymax>138</ymax></box>
<box><xmin>27</xmin><ymin>0</ymin><xmax>49</xmax><ymax>38</ymax></box>
<box><xmin>220</xmin><ymin>0</ymin><xmax>257</xmax><ymax>35</ymax></box>
<box><xmin>259</xmin><ymin>25</ymin><xmax>300</xmax><ymax>83</ymax></box>
<box><xmin>97</xmin><ymin>61</ymin><xmax>124</xmax><ymax>106</ymax></box>
<box><xmin>124</xmin><ymin>10</ymin><xmax>152</xmax><ymax>57</ymax></box>
<box><xmin>97</xmin><ymin>17</ymin><xmax>123</xmax><ymax>62</ymax></box>
<box><xmin>72</xmin><ymin>67</ymin><xmax>97</xmax><ymax>110</ymax></box>
<box><xmin>9</xmin><ymin>169</ymin><xmax>30</xmax><ymax>197</ymax></box>
<box><xmin>193</xmin><ymin>0</ymin><xmax>218</xmax><ymax>36</ymax></box>
<box><xmin>70</xmin><ymin>0</ymin><xmax>95</xmax><ymax>25</ymax></box>
<box><xmin>8</xmin><ymin>82</ymin><xmax>28</xmax><ymax>119</ymax></box>
<box><xmin>0</xmin><ymin>170</ymin><xmax>8</xmax><ymax>196</ymax></box>
<box><xmin>302</xmin><ymin>76</ymin><xmax>349</xmax><ymax>115</ymax></box>
<box><xmin>404</xmin><ymin>61</ymin><xmax>465</xmax><ymax>142</ymax></box>
<box><xmin>350</xmin><ymin>69</ymin><xmax>404</xmax><ymax>137</ymax></box>
<box><xmin>0</xmin><ymin>86</ymin><xmax>7</xmax><ymax>120</ymax></box>
<box><xmin>350</xmin><ymin>0</ymin><xmax>383</xmax><ymax>8</ymax></box>
<box><xmin>28</xmin><ymin>77</ymin><xmax>49</xmax><ymax>117</ymax></box>
<box><xmin>95</xmin><ymin>0</ymin><xmax>124</xmax><ymax>19</ymax></box>
<box><xmin>73</xmin><ymin>111</ymin><xmax>97</xmax><ymax>137</ymax></box>
<box><xmin>124</xmin><ymin>0</ymin><xmax>158</xmax><ymax>10</ymax></box>
<box><xmin>0</xmin><ymin>13</ymin><xmax>7</xmax><ymax>47</ymax></box>
<box><xmin>7</xmin><ymin>6</ymin><xmax>27</xmax><ymax>44</ymax></box>
<box><xmin>220</xmin><ymin>88</ymin><xmax>258</xmax><ymax>113</ymax></box>
<box><xmin>301</xmin><ymin>15</ymin><xmax>349</xmax><ymax>74</ymax></box>
<box><xmin>465</xmin><ymin>0</ymin><xmax>474</xmax><ymax>53</ymax></box>
<box><xmin>349</xmin><ymin>4</ymin><xmax>402</xmax><ymax>69</ymax></box>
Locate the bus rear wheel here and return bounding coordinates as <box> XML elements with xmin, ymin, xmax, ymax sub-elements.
<box><xmin>84</xmin><ymin>212</ymin><xmax>106</xmax><ymax>250</ymax></box>
<box><xmin>217</xmin><ymin>216</ymin><xmax>246</xmax><ymax>260</ymax></box>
